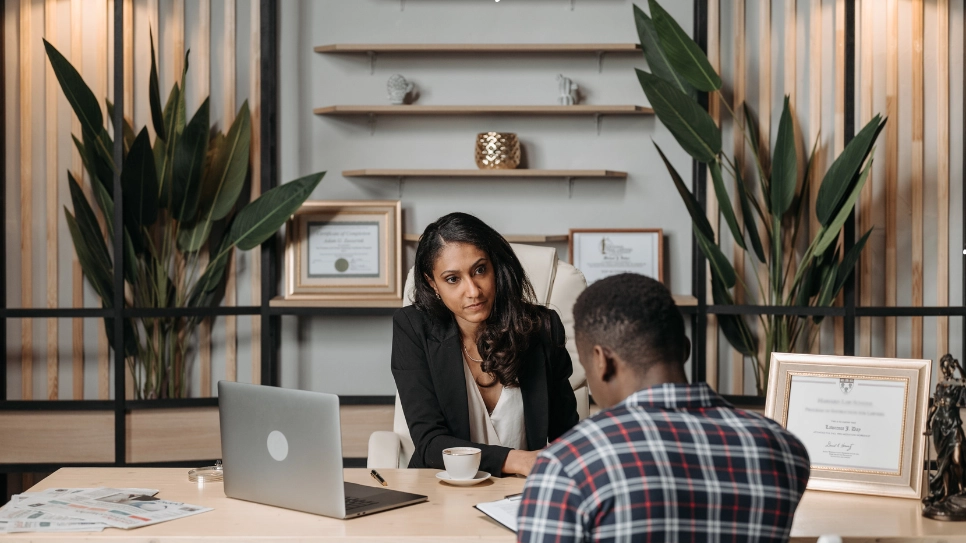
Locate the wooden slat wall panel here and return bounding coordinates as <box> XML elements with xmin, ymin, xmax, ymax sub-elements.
<box><xmin>96</xmin><ymin>0</ymin><xmax>110</xmax><ymax>400</ymax></box>
<box><xmin>807</xmin><ymin>0</ymin><xmax>822</xmax><ymax>353</ymax></box>
<box><xmin>731</xmin><ymin>0</ymin><xmax>746</xmax><ymax>395</ymax></box>
<box><xmin>45</xmin><ymin>0</ymin><xmax>58</xmax><ymax>400</ymax></box>
<box><xmin>705</xmin><ymin>0</ymin><xmax>720</xmax><ymax>391</ymax></box>
<box><xmin>250</xmin><ymin>0</ymin><xmax>262</xmax><ymax>384</ymax></box>
<box><xmin>224</xmin><ymin>0</ymin><xmax>238</xmax><ymax>383</ymax></box>
<box><xmin>0</xmin><ymin>412</ymin><xmax>115</xmax><ymax>463</ymax></box>
<box><xmin>20</xmin><ymin>0</ymin><xmax>34</xmax><ymax>400</ymax></box>
<box><xmin>71</xmin><ymin>0</ymin><xmax>84</xmax><ymax>400</ymax></box>
<box><xmin>858</xmin><ymin>0</ymin><xmax>873</xmax><ymax>357</ymax></box>
<box><xmin>833</xmin><ymin>0</ymin><xmax>845</xmax><ymax>355</ymax></box>
<box><xmin>885</xmin><ymin>0</ymin><xmax>898</xmax><ymax>359</ymax></box>
<box><xmin>198</xmin><ymin>0</ymin><xmax>212</xmax><ymax>397</ymax></box>
<box><xmin>910</xmin><ymin>0</ymin><xmax>924</xmax><ymax>359</ymax></box>
<box><xmin>936</xmin><ymin>0</ymin><xmax>949</xmax><ymax>356</ymax></box>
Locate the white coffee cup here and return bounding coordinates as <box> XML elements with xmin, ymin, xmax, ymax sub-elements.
<box><xmin>442</xmin><ymin>447</ymin><xmax>482</xmax><ymax>480</ymax></box>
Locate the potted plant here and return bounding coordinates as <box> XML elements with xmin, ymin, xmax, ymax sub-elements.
<box><xmin>44</xmin><ymin>33</ymin><xmax>323</xmax><ymax>399</ymax></box>
<box><xmin>635</xmin><ymin>1</ymin><xmax>884</xmax><ymax>395</ymax></box>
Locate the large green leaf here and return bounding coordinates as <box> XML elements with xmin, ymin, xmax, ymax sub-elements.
<box><xmin>105</xmin><ymin>99</ymin><xmax>135</xmax><ymax>154</ymax></box>
<box><xmin>157</xmin><ymin>82</ymin><xmax>182</xmax><ymax>206</ymax></box>
<box><xmin>121</xmin><ymin>127</ymin><xmax>159</xmax><ymax>230</ymax></box>
<box><xmin>709</xmin><ymin>161</ymin><xmax>745</xmax><ymax>250</ymax></box>
<box><xmin>633</xmin><ymin>5</ymin><xmax>695</xmax><ymax>98</ymax></box>
<box><xmin>735</xmin><ymin>169</ymin><xmax>766</xmax><ymax>263</ymax></box>
<box><xmin>206</xmin><ymin>101</ymin><xmax>251</xmax><ymax>221</ymax></box>
<box><xmin>647</xmin><ymin>0</ymin><xmax>722</xmax><ymax>92</ymax></box>
<box><xmin>67</xmin><ymin>172</ymin><xmax>112</xmax><ymax>269</ymax></box>
<box><xmin>815</xmin><ymin>115</ymin><xmax>884</xmax><ymax>225</ymax></box>
<box><xmin>743</xmin><ymin>103</ymin><xmax>764</xmax><ymax>168</ymax></box>
<box><xmin>73</xmin><ymin>134</ymin><xmax>113</xmax><ymax>199</ymax></box>
<box><xmin>149</xmin><ymin>27</ymin><xmax>165</xmax><ymax>141</ymax></box>
<box><xmin>653</xmin><ymin>143</ymin><xmax>715</xmax><ymax>241</ymax></box>
<box><xmin>638</xmin><ymin>70</ymin><xmax>721</xmax><ymax>163</ymax></box>
<box><xmin>43</xmin><ymin>39</ymin><xmax>112</xmax><ymax>167</ymax></box>
<box><xmin>171</xmin><ymin>98</ymin><xmax>210</xmax><ymax>222</ymax></box>
<box><xmin>711</xmin><ymin>277</ymin><xmax>757</xmax><ymax>357</ymax></box>
<box><xmin>813</xmin><ymin>159</ymin><xmax>873</xmax><ymax>254</ymax></box>
<box><xmin>770</xmin><ymin>96</ymin><xmax>797</xmax><ymax>216</ymax></box>
<box><xmin>832</xmin><ymin>228</ymin><xmax>873</xmax><ymax>296</ymax></box>
<box><xmin>695</xmin><ymin>229</ymin><xmax>736</xmax><ymax>289</ymax></box>
<box><xmin>177</xmin><ymin>219</ymin><xmax>212</xmax><ymax>253</ymax></box>
<box><xmin>64</xmin><ymin>209</ymin><xmax>112</xmax><ymax>302</ymax></box>
<box><xmin>225</xmin><ymin>172</ymin><xmax>325</xmax><ymax>251</ymax></box>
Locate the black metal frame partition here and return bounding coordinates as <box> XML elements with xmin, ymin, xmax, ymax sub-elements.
<box><xmin>1</xmin><ymin>0</ymin><xmax>965</xmax><ymax>493</ymax></box>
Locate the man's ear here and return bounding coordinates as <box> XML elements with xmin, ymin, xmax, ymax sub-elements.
<box><xmin>598</xmin><ymin>346</ymin><xmax>618</xmax><ymax>383</ymax></box>
<box><xmin>681</xmin><ymin>337</ymin><xmax>692</xmax><ymax>365</ymax></box>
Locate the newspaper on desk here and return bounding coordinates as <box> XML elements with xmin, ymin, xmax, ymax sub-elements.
<box><xmin>0</xmin><ymin>487</ymin><xmax>211</xmax><ymax>533</ymax></box>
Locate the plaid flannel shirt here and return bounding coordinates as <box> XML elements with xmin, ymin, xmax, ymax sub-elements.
<box><xmin>517</xmin><ymin>382</ymin><xmax>810</xmax><ymax>543</ymax></box>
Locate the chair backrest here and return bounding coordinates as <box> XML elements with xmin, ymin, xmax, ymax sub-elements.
<box><xmin>392</xmin><ymin>243</ymin><xmax>588</xmax><ymax>467</ymax></box>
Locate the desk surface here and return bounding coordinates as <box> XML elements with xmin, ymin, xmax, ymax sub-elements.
<box><xmin>4</xmin><ymin>468</ymin><xmax>966</xmax><ymax>542</ymax></box>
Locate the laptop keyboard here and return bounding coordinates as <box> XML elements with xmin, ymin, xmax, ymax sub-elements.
<box><xmin>345</xmin><ymin>496</ymin><xmax>378</xmax><ymax>511</ymax></box>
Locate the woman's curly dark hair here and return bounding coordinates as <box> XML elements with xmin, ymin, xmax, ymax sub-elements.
<box><xmin>413</xmin><ymin>212</ymin><xmax>550</xmax><ymax>387</ymax></box>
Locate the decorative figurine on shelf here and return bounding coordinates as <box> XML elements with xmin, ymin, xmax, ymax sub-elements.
<box><xmin>387</xmin><ymin>74</ymin><xmax>415</xmax><ymax>105</ymax></box>
<box><xmin>923</xmin><ymin>353</ymin><xmax>966</xmax><ymax>521</ymax></box>
<box><xmin>557</xmin><ymin>74</ymin><xmax>579</xmax><ymax>105</ymax></box>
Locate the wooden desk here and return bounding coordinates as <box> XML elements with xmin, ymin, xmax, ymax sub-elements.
<box><xmin>5</xmin><ymin>468</ymin><xmax>966</xmax><ymax>541</ymax></box>
<box><xmin>4</xmin><ymin>468</ymin><xmax>525</xmax><ymax>542</ymax></box>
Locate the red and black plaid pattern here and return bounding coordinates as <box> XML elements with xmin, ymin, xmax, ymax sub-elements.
<box><xmin>517</xmin><ymin>383</ymin><xmax>810</xmax><ymax>543</ymax></box>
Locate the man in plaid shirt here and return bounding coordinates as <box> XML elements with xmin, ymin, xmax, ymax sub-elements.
<box><xmin>517</xmin><ymin>274</ymin><xmax>810</xmax><ymax>542</ymax></box>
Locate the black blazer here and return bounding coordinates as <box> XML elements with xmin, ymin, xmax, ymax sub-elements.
<box><xmin>391</xmin><ymin>304</ymin><xmax>579</xmax><ymax>476</ymax></box>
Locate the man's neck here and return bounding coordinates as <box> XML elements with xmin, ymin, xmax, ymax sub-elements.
<box><xmin>616</xmin><ymin>364</ymin><xmax>689</xmax><ymax>401</ymax></box>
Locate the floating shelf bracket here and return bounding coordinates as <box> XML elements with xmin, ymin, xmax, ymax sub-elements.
<box><xmin>368</xmin><ymin>113</ymin><xmax>376</xmax><ymax>135</ymax></box>
<box><xmin>594</xmin><ymin>113</ymin><xmax>603</xmax><ymax>135</ymax></box>
<box><xmin>570</xmin><ymin>0</ymin><xmax>576</xmax><ymax>10</ymax></box>
<box><xmin>397</xmin><ymin>176</ymin><xmax>404</xmax><ymax>198</ymax></box>
<box><xmin>597</xmin><ymin>51</ymin><xmax>605</xmax><ymax>73</ymax></box>
<box><xmin>400</xmin><ymin>0</ymin><xmax>405</xmax><ymax>11</ymax></box>
<box><xmin>368</xmin><ymin>51</ymin><xmax>376</xmax><ymax>74</ymax></box>
<box><xmin>566</xmin><ymin>177</ymin><xmax>575</xmax><ymax>198</ymax></box>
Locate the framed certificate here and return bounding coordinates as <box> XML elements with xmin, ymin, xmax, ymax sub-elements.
<box><xmin>568</xmin><ymin>229</ymin><xmax>663</xmax><ymax>284</ymax></box>
<box><xmin>764</xmin><ymin>353</ymin><xmax>932</xmax><ymax>499</ymax></box>
<box><xmin>281</xmin><ymin>201</ymin><xmax>402</xmax><ymax>302</ymax></box>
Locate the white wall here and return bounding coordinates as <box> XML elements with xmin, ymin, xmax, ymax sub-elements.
<box><xmin>276</xmin><ymin>0</ymin><xmax>698</xmax><ymax>395</ymax></box>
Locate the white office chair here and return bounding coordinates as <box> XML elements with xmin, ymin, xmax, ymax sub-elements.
<box><xmin>367</xmin><ymin>243</ymin><xmax>589</xmax><ymax>469</ymax></box>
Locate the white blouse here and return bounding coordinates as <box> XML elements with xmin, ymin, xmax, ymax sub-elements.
<box><xmin>462</xmin><ymin>360</ymin><xmax>527</xmax><ymax>450</ymax></box>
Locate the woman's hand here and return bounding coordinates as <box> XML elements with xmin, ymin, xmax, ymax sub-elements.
<box><xmin>502</xmin><ymin>449</ymin><xmax>540</xmax><ymax>476</ymax></box>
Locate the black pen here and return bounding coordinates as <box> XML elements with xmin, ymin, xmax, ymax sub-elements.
<box><xmin>504</xmin><ymin>493</ymin><xmax>523</xmax><ymax>500</ymax></box>
<box><xmin>370</xmin><ymin>469</ymin><xmax>388</xmax><ymax>487</ymax></box>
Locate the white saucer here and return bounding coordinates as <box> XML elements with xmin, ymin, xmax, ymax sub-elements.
<box><xmin>436</xmin><ymin>471</ymin><xmax>491</xmax><ymax>486</ymax></box>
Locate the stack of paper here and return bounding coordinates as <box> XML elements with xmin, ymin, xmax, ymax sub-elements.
<box><xmin>0</xmin><ymin>487</ymin><xmax>212</xmax><ymax>533</ymax></box>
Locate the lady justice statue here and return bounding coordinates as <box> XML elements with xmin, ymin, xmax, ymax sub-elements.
<box><xmin>923</xmin><ymin>354</ymin><xmax>966</xmax><ymax>521</ymax></box>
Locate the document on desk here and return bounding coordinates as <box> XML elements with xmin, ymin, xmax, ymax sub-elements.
<box><xmin>1</xmin><ymin>487</ymin><xmax>210</xmax><ymax>531</ymax></box>
<box><xmin>785</xmin><ymin>374</ymin><xmax>907</xmax><ymax>473</ymax></box>
<box><xmin>475</xmin><ymin>496</ymin><xmax>521</xmax><ymax>532</ymax></box>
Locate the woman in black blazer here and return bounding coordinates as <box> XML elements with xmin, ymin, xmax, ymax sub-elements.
<box><xmin>391</xmin><ymin>213</ymin><xmax>579</xmax><ymax>477</ymax></box>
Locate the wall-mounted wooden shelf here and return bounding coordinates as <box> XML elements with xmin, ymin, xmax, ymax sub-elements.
<box><xmin>674</xmin><ymin>295</ymin><xmax>698</xmax><ymax>307</ymax></box>
<box><xmin>404</xmin><ymin>233</ymin><xmax>570</xmax><ymax>243</ymax></box>
<box><xmin>315</xmin><ymin>43</ymin><xmax>641</xmax><ymax>54</ymax></box>
<box><xmin>315</xmin><ymin>105</ymin><xmax>652</xmax><ymax>116</ymax></box>
<box><xmin>343</xmin><ymin>169</ymin><xmax>626</xmax><ymax>179</ymax></box>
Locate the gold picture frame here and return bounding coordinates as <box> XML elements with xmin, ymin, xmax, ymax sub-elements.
<box><xmin>764</xmin><ymin>353</ymin><xmax>931</xmax><ymax>499</ymax></box>
<box><xmin>280</xmin><ymin>200</ymin><xmax>402</xmax><ymax>304</ymax></box>
<box><xmin>568</xmin><ymin>228</ymin><xmax>664</xmax><ymax>284</ymax></box>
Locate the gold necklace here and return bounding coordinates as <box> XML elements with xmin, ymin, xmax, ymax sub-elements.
<box><xmin>462</xmin><ymin>344</ymin><xmax>484</xmax><ymax>363</ymax></box>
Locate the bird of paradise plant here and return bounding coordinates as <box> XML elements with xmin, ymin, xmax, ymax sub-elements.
<box><xmin>44</xmin><ymin>33</ymin><xmax>324</xmax><ymax>399</ymax></box>
<box><xmin>635</xmin><ymin>0</ymin><xmax>884</xmax><ymax>395</ymax></box>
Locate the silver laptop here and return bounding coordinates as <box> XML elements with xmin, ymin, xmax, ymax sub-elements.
<box><xmin>218</xmin><ymin>381</ymin><xmax>427</xmax><ymax>519</ymax></box>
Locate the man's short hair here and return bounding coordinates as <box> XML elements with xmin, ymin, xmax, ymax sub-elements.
<box><xmin>573</xmin><ymin>273</ymin><xmax>687</xmax><ymax>370</ymax></box>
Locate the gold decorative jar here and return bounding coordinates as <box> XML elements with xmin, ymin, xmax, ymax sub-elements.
<box><xmin>475</xmin><ymin>132</ymin><xmax>521</xmax><ymax>169</ymax></box>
